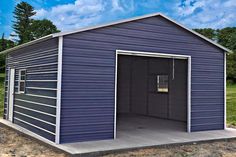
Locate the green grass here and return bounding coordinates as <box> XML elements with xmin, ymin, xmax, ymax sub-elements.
<box><xmin>227</xmin><ymin>84</ymin><xmax>236</xmax><ymax>125</ymax></box>
<box><xmin>0</xmin><ymin>73</ymin><xmax>5</xmax><ymax>117</ymax></box>
<box><xmin>0</xmin><ymin>72</ymin><xmax>235</xmax><ymax>126</ymax></box>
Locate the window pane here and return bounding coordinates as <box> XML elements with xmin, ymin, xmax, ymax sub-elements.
<box><xmin>21</xmin><ymin>70</ymin><xmax>26</xmax><ymax>76</ymax></box>
<box><xmin>157</xmin><ymin>75</ymin><xmax>168</xmax><ymax>93</ymax></box>
<box><xmin>21</xmin><ymin>75</ymin><xmax>25</xmax><ymax>80</ymax></box>
<box><xmin>19</xmin><ymin>70</ymin><xmax>26</xmax><ymax>93</ymax></box>
<box><xmin>19</xmin><ymin>82</ymin><xmax>25</xmax><ymax>92</ymax></box>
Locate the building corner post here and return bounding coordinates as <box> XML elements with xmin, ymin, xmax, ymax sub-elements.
<box><xmin>224</xmin><ymin>52</ymin><xmax>227</xmax><ymax>130</ymax></box>
<box><xmin>56</xmin><ymin>36</ymin><xmax>63</xmax><ymax>144</ymax></box>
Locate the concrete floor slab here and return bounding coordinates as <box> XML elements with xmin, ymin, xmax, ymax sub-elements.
<box><xmin>1</xmin><ymin>115</ymin><xmax>236</xmax><ymax>156</ymax></box>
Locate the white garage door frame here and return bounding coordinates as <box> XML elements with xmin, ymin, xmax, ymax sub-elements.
<box><xmin>114</xmin><ymin>49</ymin><xmax>192</xmax><ymax>139</ymax></box>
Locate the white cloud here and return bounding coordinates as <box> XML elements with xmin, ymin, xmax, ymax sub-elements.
<box><xmin>34</xmin><ymin>0</ymin><xmax>135</xmax><ymax>32</ymax></box>
<box><xmin>177</xmin><ymin>0</ymin><xmax>205</xmax><ymax>16</ymax></box>
<box><xmin>224</xmin><ymin>0</ymin><xmax>236</xmax><ymax>7</ymax></box>
<box><xmin>8</xmin><ymin>32</ymin><xmax>19</xmax><ymax>41</ymax></box>
<box><xmin>111</xmin><ymin>0</ymin><xmax>124</xmax><ymax>11</ymax></box>
<box><xmin>32</xmin><ymin>0</ymin><xmax>236</xmax><ymax>32</ymax></box>
<box><xmin>175</xmin><ymin>0</ymin><xmax>236</xmax><ymax>28</ymax></box>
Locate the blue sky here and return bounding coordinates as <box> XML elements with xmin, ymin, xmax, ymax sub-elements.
<box><xmin>0</xmin><ymin>0</ymin><xmax>236</xmax><ymax>40</ymax></box>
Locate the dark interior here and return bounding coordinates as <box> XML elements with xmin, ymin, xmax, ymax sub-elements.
<box><xmin>117</xmin><ymin>55</ymin><xmax>188</xmax><ymax>127</ymax></box>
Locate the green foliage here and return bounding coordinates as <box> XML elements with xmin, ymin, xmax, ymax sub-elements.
<box><xmin>30</xmin><ymin>19</ymin><xmax>60</xmax><ymax>40</ymax></box>
<box><xmin>218</xmin><ymin>28</ymin><xmax>236</xmax><ymax>83</ymax></box>
<box><xmin>0</xmin><ymin>34</ymin><xmax>15</xmax><ymax>72</ymax></box>
<box><xmin>227</xmin><ymin>52</ymin><xmax>236</xmax><ymax>82</ymax></box>
<box><xmin>218</xmin><ymin>27</ymin><xmax>236</xmax><ymax>51</ymax></box>
<box><xmin>1</xmin><ymin>34</ymin><xmax>7</xmax><ymax>51</ymax></box>
<box><xmin>12</xmin><ymin>1</ymin><xmax>36</xmax><ymax>44</ymax></box>
<box><xmin>194</xmin><ymin>28</ymin><xmax>217</xmax><ymax>40</ymax></box>
<box><xmin>12</xmin><ymin>1</ymin><xmax>60</xmax><ymax>44</ymax></box>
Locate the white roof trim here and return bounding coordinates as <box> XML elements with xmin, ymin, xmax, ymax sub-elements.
<box><xmin>53</xmin><ymin>12</ymin><xmax>230</xmax><ymax>52</ymax></box>
<box><xmin>52</xmin><ymin>12</ymin><xmax>162</xmax><ymax>37</ymax></box>
<box><xmin>0</xmin><ymin>34</ymin><xmax>53</xmax><ymax>54</ymax></box>
<box><xmin>159</xmin><ymin>14</ymin><xmax>231</xmax><ymax>53</ymax></box>
<box><xmin>1</xmin><ymin>13</ymin><xmax>230</xmax><ymax>54</ymax></box>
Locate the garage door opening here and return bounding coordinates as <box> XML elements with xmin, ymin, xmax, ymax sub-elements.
<box><xmin>115</xmin><ymin>50</ymin><xmax>191</xmax><ymax>139</ymax></box>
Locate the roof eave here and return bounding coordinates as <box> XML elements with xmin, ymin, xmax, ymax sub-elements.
<box><xmin>158</xmin><ymin>14</ymin><xmax>231</xmax><ymax>53</ymax></box>
<box><xmin>52</xmin><ymin>12</ymin><xmax>162</xmax><ymax>38</ymax></box>
<box><xmin>1</xmin><ymin>13</ymin><xmax>231</xmax><ymax>54</ymax></box>
<box><xmin>0</xmin><ymin>34</ymin><xmax>54</xmax><ymax>54</ymax></box>
<box><xmin>53</xmin><ymin>12</ymin><xmax>231</xmax><ymax>53</ymax></box>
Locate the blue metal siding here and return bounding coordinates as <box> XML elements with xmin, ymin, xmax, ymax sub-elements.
<box><xmin>4</xmin><ymin>38</ymin><xmax>58</xmax><ymax>142</ymax></box>
<box><xmin>61</xmin><ymin>16</ymin><xmax>224</xmax><ymax>143</ymax></box>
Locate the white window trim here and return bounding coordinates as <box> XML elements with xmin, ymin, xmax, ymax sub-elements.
<box><xmin>18</xmin><ymin>69</ymin><xmax>26</xmax><ymax>94</ymax></box>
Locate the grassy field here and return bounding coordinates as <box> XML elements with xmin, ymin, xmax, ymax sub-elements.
<box><xmin>0</xmin><ymin>73</ymin><xmax>235</xmax><ymax>126</ymax></box>
<box><xmin>227</xmin><ymin>84</ymin><xmax>236</xmax><ymax>125</ymax></box>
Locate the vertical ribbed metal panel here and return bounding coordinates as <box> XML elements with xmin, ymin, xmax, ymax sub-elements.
<box><xmin>4</xmin><ymin>38</ymin><xmax>58</xmax><ymax>142</ymax></box>
<box><xmin>61</xmin><ymin>16</ymin><xmax>224</xmax><ymax>143</ymax></box>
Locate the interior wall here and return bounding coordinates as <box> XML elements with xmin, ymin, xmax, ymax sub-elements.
<box><xmin>117</xmin><ymin>55</ymin><xmax>187</xmax><ymax>122</ymax></box>
<box><xmin>117</xmin><ymin>56</ymin><xmax>132</xmax><ymax>113</ymax></box>
<box><xmin>169</xmin><ymin>59</ymin><xmax>188</xmax><ymax>121</ymax></box>
<box><xmin>130</xmin><ymin>58</ymin><xmax>148</xmax><ymax>115</ymax></box>
<box><xmin>148</xmin><ymin>57</ymin><xmax>169</xmax><ymax>119</ymax></box>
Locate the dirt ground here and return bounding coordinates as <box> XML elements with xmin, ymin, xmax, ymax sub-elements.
<box><xmin>0</xmin><ymin>125</ymin><xmax>68</xmax><ymax>157</ymax></box>
<box><xmin>1</xmin><ymin>125</ymin><xmax>236</xmax><ymax>157</ymax></box>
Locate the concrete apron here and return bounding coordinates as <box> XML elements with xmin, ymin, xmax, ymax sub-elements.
<box><xmin>1</xmin><ymin>118</ymin><xmax>236</xmax><ymax>156</ymax></box>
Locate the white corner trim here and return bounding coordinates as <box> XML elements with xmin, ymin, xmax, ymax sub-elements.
<box><xmin>224</xmin><ymin>52</ymin><xmax>227</xmax><ymax>129</ymax></box>
<box><xmin>187</xmin><ymin>57</ymin><xmax>192</xmax><ymax>133</ymax></box>
<box><xmin>55</xmin><ymin>36</ymin><xmax>63</xmax><ymax>144</ymax></box>
<box><xmin>114</xmin><ymin>52</ymin><xmax>118</xmax><ymax>139</ymax></box>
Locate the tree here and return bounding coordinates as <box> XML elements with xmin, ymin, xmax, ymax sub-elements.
<box><xmin>0</xmin><ymin>35</ymin><xmax>15</xmax><ymax>72</ymax></box>
<box><xmin>12</xmin><ymin>2</ymin><xmax>60</xmax><ymax>43</ymax></box>
<box><xmin>217</xmin><ymin>28</ymin><xmax>236</xmax><ymax>83</ymax></box>
<box><xmin>30</xmin><ymin>19</ymin><xmax>60</xmax><ymax>40</ymax></box>
<box><xmin>1</xmin><ymin>33</ymin><xmax>6</xmax><ymax>51</ymax></box>
<box><xmin>218</xmin><ymin>27</ymin><xmax>236</xmax><ymax>51</ymax></box>
<box><xmin>193</xmin><ymin>28</ymin><xmax>217</xmax><ymax>40</ymax></box>
<box><xmin>193</xmin><ymin>27</ymin><xmax>236</xmax><ymax>84</ymax></box>
<box><xmin>227</xmin><ymin>53</ymin><xmax>236</xmax><ymax>83</ymax></box>
<box><xmin>12</xmin><ymin>1</ymin><xmax>36</xmax><ymax>44</ymax></box>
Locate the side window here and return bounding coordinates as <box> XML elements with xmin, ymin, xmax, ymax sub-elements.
<box><xmin>19</xmin><ymin>69</ymin><xmax>26</xmax><ymax>93</ymax></box>
<box><xmin>157</xmin><ymin>75</ymin><xmax>168</xmax><ymax>93</ymax></box>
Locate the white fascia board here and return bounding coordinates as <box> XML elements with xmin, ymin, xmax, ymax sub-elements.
<box><xmin>52</xmin><ymin>12</ymin><xmax>162</xmax><ymax>37</ymax></box>
<box><xmin>159</xmin><ymin>14</ymin><xmax>231</xmax><ymax>53</ymax></box>
<box><xmin>1</xmin><ymin>13</ymin><xmax>230</xmax><ymax>54</ymax></box>
<box><xmin>53</xmin><ymin>13</ymin><xmax>230</xmax><ymax>53</ymax></box>
<box><xmin>0</xmin><ymin>34</ymin><xmax>53</xmax><ymax>54</ymax></box>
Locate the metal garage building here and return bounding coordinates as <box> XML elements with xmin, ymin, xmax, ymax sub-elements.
<box><xmin>1</xmin><ymin>13</ymin><xmax>230</xmax><ymax>144</ymax></box>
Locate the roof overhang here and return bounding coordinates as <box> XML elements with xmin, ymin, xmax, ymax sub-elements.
<box><xmin>0</xmin><ymin>13</ymin><xmax>231</xmax><ymax>55</ymax></box>
<box><xmin>0</xmin><ymin>34</ymin><xmax>53</xmax><ymax>54</ymax></box>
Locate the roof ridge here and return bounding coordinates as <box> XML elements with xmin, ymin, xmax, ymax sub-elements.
<box><xmin>0</xmin><ymin>12</ymin><xmax>231</xmax><ymax>54</ymax></box>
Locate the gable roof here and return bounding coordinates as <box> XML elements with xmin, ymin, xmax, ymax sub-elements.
<box><xmin>1</xmin><ymin>13</ymin><xmax>231</xmax><ymax>54</ymax></box>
